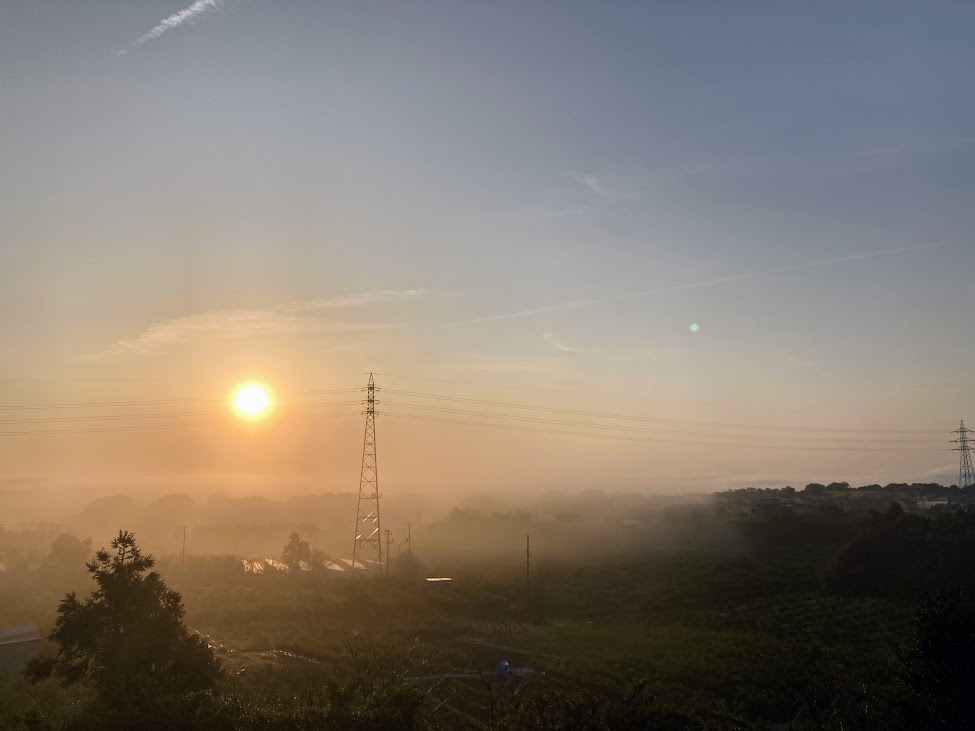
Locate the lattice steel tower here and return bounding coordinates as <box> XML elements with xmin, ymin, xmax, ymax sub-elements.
<box><xmin>952</xmin><ymin>420</ymin><xmax>975</xmax><ymax>489</ymax></box>
<box><xmin>352</xmin><ymin>373</ymin><xmax>382</xmax><ymax>571</ymax></box>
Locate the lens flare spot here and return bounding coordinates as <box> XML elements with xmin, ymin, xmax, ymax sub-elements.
<box><xmin>690</xmin><ymin>323</ymin><xmax>700</xmax><ymax>333</ymax></box>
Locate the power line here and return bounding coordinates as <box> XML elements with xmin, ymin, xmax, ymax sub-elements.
<box><xmin>377</xmin><ymin>372</ymin><xmax>622</xmax><ymax>395</ymax></box>
<box><xmin>0</xmin><ymin>411</ymin><xmax>361</xmax><ymax>437</ymax></box>
<box><xmin>0</xmin><ymin>398</ymin><xmax>945</xmax><ymax>450</ymax></box>
<box><xmin>382</xmin><ymin>389</ymin><xmax>947</xmax><ymax>435</ymax></box>
<box><xmin>0</xmin><ymin>388</ymin><xmax>360</xmax><ymax>411</ymax></box>
<box><xmin>0</xmin><ymin>421</ymin><xmax>224</xmax><ymax>437</ymax></box>
<box><xmin>0</xmin><ymin>383</ymin><xmax>952</xmax><ymax>449</ymax></box>
<box><xmin>0</xmin><ymin>399</ymin><xmax>363</xmax><ymax>425</ymax></box>
<box><xmin>381</xmin><ymin>411</ymin><xmax>946</xmax><ymax>452</ymax></box>
<box><xmin>381</xmin><ymin>401</ymin><xmax>943</xmax><ymax>444</ymax></box>
<box><xmin>0</xmin><ymin>383</ymin><xmax>947</xmax><ymax>436</ymax></box>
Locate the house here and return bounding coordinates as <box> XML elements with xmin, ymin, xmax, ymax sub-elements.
<box><xmin>0</xmin><ymin>624</ymin><xmax>41</xmax><ymax>678</ymax></box>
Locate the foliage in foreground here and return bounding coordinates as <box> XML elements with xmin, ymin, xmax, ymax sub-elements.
<box><xmin>10</xmin><ymin>514</ymin><xmax>975</xmax><ymax>728</ymax></box>
<box><xmin>217</xmin><ymin>663</ymin><xmax>428</xmax><ymax>730</ymax></box>
<box><xmin>827</xmin><ymin>503</ymin><xmax>975</xmax><ymax>598</ymax></box>
<box><xmin>23</xmin><ymin>531</ymin><xmax>221</xmax><ymax>728</ymax></box>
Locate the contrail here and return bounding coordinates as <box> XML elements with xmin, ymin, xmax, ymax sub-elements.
<box><xmin>447</xmin><ymin>241</ymin><xmax>948</xmax><ymax>327</ymax></box>
<box><xmin>447</xmin><ymin>299</ymin><xmax>601</xmax><ymax>327</ymax></box>
<box><xmin>118</xmin><ymin>0</ymin><xmax>221</xmax><ymax>55</ymax></box>
<box><xmin>622</xmin><ymin>242</ymin><xmax>946</xmax><ymax>301</ymax></box>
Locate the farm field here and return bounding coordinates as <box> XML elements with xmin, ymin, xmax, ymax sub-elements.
<box><xmin>163</xmin><ymin>544</ymin><xmax>911</xmax><ymax>727</ymax></box>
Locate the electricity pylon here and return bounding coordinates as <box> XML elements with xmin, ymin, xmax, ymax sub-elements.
<box><xmin>951</xmin><ymin>420</ymin><xmax>975</xmax><ymax>489</ymax></box>
<box><xmin>352</xmin><ymin>374</ymin><xmax>382</xmax><ymax>571</ymax></box>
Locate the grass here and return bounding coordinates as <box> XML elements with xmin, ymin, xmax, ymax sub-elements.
<box><xmin>1</xmin><ymin>535</ymin><xmax>915</xmax><ymax>727</ymax></box>
<box><xmin>161</xmin><ymin>544</ymin><xmax>912</xmax><ymax>725</ymax></box>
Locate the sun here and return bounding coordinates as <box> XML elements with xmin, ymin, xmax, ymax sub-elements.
<box><xmin>231</xmin><ymin>382</ymin><xmax>275</xmax><ymax>421</ymax></box>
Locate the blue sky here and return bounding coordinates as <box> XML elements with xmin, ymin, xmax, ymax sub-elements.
<box><xmin>1</xmin><ymin>1</ymin><xmax>973</xmax><ymax>496</ymax></box>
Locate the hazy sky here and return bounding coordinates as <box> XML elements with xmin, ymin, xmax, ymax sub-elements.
<box><xmin>1</xmin><ymin>1</ymin><xmax>973</xmax><ymax>498</ymax></box>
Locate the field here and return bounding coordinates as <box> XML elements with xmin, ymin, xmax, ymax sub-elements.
<box><xmin>154</xmin><ymin>543</ymin><xmax>912</xmax><ymax>727</ymax></box>
<box><xmin>3</xmin><ymin>501</ymin><xmax>933</xmax><ymax>728</ymax></box>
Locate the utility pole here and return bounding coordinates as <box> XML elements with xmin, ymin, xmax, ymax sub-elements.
<box><xmin>952</xmin><ymin>420</ymin><xmax>975</xmax><ymax>489</ymax></box>
<box><xmin>352</xmin><ymin>374</ymin><xmax>382</xmax><ymax>572</ymax></box>
<box><xmin>526</xmin><ymin>533</ymin><xmax>531</xmax><ymax>594</ymax></box>
<box><xmin>406</xmin><ymin>521</ymin><xmax>412</xmax><ymax>551</ymax></box>
<box><xmin>385</xmin><ymin>529</ymin><xmax>393</xmax><ymax>576</ymax></box>
<box><xmin>181</xmin><ymin>525</ymin><xmax>186</xmax><ymax>576</ymax></box>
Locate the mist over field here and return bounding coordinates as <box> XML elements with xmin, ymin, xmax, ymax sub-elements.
<box><xmin>7</xmin><ymin>476</ymin><xmax>975</xmax><ymax>728</ymax></box>
<box><xmin>0</xmin><ymin>484</ymin><xmax>713</xmax><ymax>564</ymax></box>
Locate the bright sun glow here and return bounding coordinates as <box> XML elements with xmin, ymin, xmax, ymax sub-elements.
<box><xmin>231</xmin><ymin>382</ymin><xmax>274</xmax><ymax>421</ymax></box>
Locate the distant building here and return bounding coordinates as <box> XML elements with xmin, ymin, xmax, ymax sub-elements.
<box><xmin>0</xmin><ymin>624</ymin><xmax>41</xmax><ymax>678</ymax></box>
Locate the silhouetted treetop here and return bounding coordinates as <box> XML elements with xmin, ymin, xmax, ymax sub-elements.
<box><xmin>25</xmin><ymin>530</ymin><xmax>220</xmax><ymax>724</ymax></box>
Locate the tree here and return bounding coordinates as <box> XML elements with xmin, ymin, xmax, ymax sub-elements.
<box><xmin>281</xmin><ymin>531</ymin><xmax>311</xmax><ymax>569</ymax></box>
<box><xmin>45</xmin><ymin>533</ymin><xmax>92</xmax><ymax>575</ymax></box>
<box><xmin>804</xmin><ymin>483</ymin><xmax>827</xmax><ymax>495</ymax></box>
<box><xmin>25</xmin><ymin>530</ymin><xmax>221</xmax><ymax>726</ymax></box>
<box><xmin>395</xmin><ymin>550</ymin><xmax>423</xmax><ymax>581</ymax></box>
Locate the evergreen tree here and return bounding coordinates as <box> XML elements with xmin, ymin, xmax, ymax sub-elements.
<box><xmin>25</xmin><ymin>530</ymin><xmax>221</xmax><ymax>727</ymax></box>
<box><xmin>281</xmin><ymin>531</ymin><xmax>311</xmax><ymax>569</ymax></box>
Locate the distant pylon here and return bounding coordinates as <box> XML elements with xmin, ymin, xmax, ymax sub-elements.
<box><xmin>352</xmin><ymin>374</ymin><xmax>382</xmax><ymax>571</ymax></box>
<box><xmin>951</xmin><ymin>420</ymin><xmax>975</xmax><ymax>489</ymax></box>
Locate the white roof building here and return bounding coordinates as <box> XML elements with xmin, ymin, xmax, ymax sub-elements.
<box><xmin>0</xmin><ymin>624</ymin><xmax>41</xmax><ymax>678</ymax></box>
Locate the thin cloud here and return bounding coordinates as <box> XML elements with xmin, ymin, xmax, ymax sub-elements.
<box><xmin>625</xmin><ymin>244</ymin><xmax>945</xmax><ymax>300</ymax></box>
<box><xmin>102</xmin><ymin>290</ymin><xmax>424</xmax><ymax>356</ymax></box>
<box><xmin>277</xmin><ymin>290</ymin><xmax>425</xmax><ymax>313</ymax></box>
<box><xmin>118</xmin><ymin>0</ymin><xmax>221</xmax><ymax>55</ymax></box>
<box><xmin>446</xmin><ymin>300</ymin><xmax>600</xmax><ymax>328</ymax></box>
<box><xmin>570</xmin><ymin>172</ymin><xmax>609</xmax><ymax>198</ymax></box>
<box><xmin>471</xmin><ymin>361</ymin><xmax>554</xmax><ymax>375</ymax></box>
<box><xmin>500</xmin><ymin>171</ymin><xmax>648</xmax><ymax>222</ymax></box>
<box><xmin>569</xmin><ymin>171</ymin><xmax>646</xmax><ymax>201</ymax></box>
<box><xmin>448</xmin><ymin>242</ymin><xmax>947</xmax><ymax>327</ymax></box>
<box><xmin>543</xmin><ymin>332</ymin><xmax>579</xmax><ymax>353</ymax></box>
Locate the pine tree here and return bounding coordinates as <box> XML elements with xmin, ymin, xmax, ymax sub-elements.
<box><xmin>25</xmin><ymin>530</ymin><xmax>221</xmax><ymax>726</ymax></box>
<box><xmin>281</xmin><ymin>531</ymin><xmax>311</xmax><ymax>569</ymax></box>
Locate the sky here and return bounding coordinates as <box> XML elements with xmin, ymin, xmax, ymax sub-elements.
<box><xmin>1</xmin><ymin>1</ymin><xmax>973</xmax><ymax>501</ymax></box>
